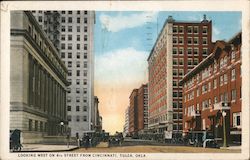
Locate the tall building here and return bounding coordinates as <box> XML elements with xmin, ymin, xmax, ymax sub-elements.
<box><xmin>147</xmin><ymin>15</ymin><xmax>213</xmax><ymax>139</ymax></box>
<box><xmin>31</xmin><ymin>11</ymin><xmax>61</xmax><ymax>52</ymax></box>
<box><xmin>137</xmin><ymin>84</ymin><xmax>149</xmax><ymax>132</ymax></box>
<box><xmin>180</xmin><ymin>32</ymin><xmax>242</xmax><ymax>143</ymax></box>
<box><xmin>32</xmin><ymin>10</ymin><xmax>95</xmax><ymax>138</ymax></box>
<box><xmin>129</xmin><ymin>89</ymin><xmax>138</xmax><ymax>135</ymax></box>
<box><xmin>10</xmin><ymin>11</ymin><xmax>68</xmax><ymax>143</ymax></box>
<box><xmin>128</xmin><ymin>84</ymin><xmax>149</xmax><ymax>136</ymax></box>
<box><xmin>123</xmin><ymin>106</ymin><xmax>130</xmax><ymax>137</ymax></box>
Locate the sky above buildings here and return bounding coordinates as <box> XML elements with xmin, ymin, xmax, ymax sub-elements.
<box><xmin>94</xmin><ymin>11</ymin><xmax>241</xmax><ymax>134</ymax></box>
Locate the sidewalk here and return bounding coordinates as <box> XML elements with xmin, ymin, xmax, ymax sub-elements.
<box><xmin>20</xmin><ymin>144</ymin><xmax>78</xmax><ymax>152</ymax></box>
<box><xmin>220</xmin><ymin>145</ymin><xmax>241</xmax><ymax>150</ymax></box>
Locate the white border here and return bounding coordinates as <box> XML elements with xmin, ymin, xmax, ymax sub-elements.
<box><xmin>1</xmin><ymin>1</ymin><xmax>249</xmax><ymax>160</ymax></box>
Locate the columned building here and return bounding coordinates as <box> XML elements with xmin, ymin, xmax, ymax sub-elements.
<box><xmin>10</xmin><ymin>11</ymin><xmax>68</xmax><ymax>143</ymax></box>
<box><xmin>129</xmin><ymin>89</ymin><xmax>139</xmax><ymax>135</ymax></box>
<box><xmin>180</xmin><ymin>32</ymin><xmax>242</xmax><ymax>143</ymax></box>
<box><xmin>147</xmin><ymin>15</ymin><xmax>213</xmax><ymax>139</ymax></box>
<box><xmin>33</xmin><ymin>10</ymin><xmax>95</xmax><ymax>138</ymax></box>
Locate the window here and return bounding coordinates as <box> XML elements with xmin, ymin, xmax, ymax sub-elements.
<box><xmin>77</xmin><ymin>11</ymin><xmax>80</xmax><ymax>14</ymax></box>
<box><xmin>173</xmin><ymin>102</ymin><xmax>177</xmax><ymax>108</ymax></box>
<box><xmin>173</xmin><ymin>37</ymin><xmax>178</xmax><ymax>44</ymax></box>
<box><xmin>68</xmin><ymin>79</ymin><xmax>72</xmax><ymax>85</ymax></box>
<box><xmin>68</xmin><ymin>11</ymin><xmax>72</xmax><ymax>14</ymax></box>
<box><xmin>233</xmin><ymin>112</ymin><xmax>241</xmax><ymax>128</ymax></box>
<box><xmin>77</xmin><ymin>17</ymin><xmax>80</xmax><ymax>23</ymax></box>
<box><xmin>202</xmin><ymin>48</ymin><xmax>208</xmax><ymax>55</ymax></box>
<box><xmin>68</xmin><ymin>52</ymin><xmax>72</xmax><ymax>58</ymax></box>
<box><xmin>83</xmin><ymin>116</ymin><xmax>87</xmax><ymax>121</ymax></box>
<box><xmin>67</xmin><ymin>106</ymin><xmax>71</xmax><ymax>111</ymax></box>
<box><xmin>187</xmin><ymin>48</ymin><xmax>192</xmax><ymax>55</ymax></box>
<box><xmin>84</xmin><ymin>35</ymin><xmax>87</xmax><ymax>41</ymax></box>
<box><xmin>68</xmin><ymin>61</ymin><xmax>72</xmax><ymax>68</ymax></box>
<box><xmin>68</xmin><ymin>44</ymin><xmax>72</xmax><ymax>50</ymax></box>
<box><xmin>213</xmin><ymin>79</ymin><xmax>217</xmax><ymax>89</ymax></box>
<box><xmin>231</xmin><ymin>89</ymin><xmax>236</xmax><ymax>101</ymax></box>
<box><xmin>84</xmin><ymin>18</ymin><xmax>87</xmax><ymax>23</ymax></box>
<box><xmin>68</xmin><ymin>70</ymin><xmax>72</xmax><ymax>76</ymax></box>
<box><xmin>38</xmin><ymin>16</ymin><xmax>42</xmax><ymax>22</ymax></box>
<box><xmin>84</xmin><ymin>62</ymin><xmax>87</xmax><ymax>68</ymax></box>
<box><xmin>84</xmin><ymin>26</ymin><xmax>87</xmax><ymax>32</ymax></box>
<box><xmin>68</xmin><ymin>35</ymin><xmax>72</xmax><ymax>41</ymax></box>
<box><xmin>68</xmin><ymin>26</ymin><xmax>72</xmax><ymax>32</ymax></box>
<box><xmin>179</xmin><ymin>69</ymin><xmax>183</xmax><ymax>76</ymax></box>
<box><xmin>35</xmin><ymin>120</ymin><xmax>38</xmax><ymax>131</ymax></box>
<box><xmin>193</xmin><ymin>48</ymin><xmax>199</xmax><ymax>55</ymax></box>
<box><xmin>76</xmin><ymin>79</ymin><xmax>80</xmax><ymax>85</ymax></box>
<box><xmin>77</xmin><ymin>70</ymin><xmax>80</xmax><ymax>76</ymax></box>
<box><xmin>29</xmin><ymin>119</ymin><xmax>32</xmax><ymax>131</ymax></box>
<box><xmin>67</xmin><ymin>88</ymin><xmax>71</xmax><ymax>93</ymax></box>
<box><xmin>194</xmin><ymin>26</ymin><xmax>199</xmax><ymax>34</ymax></box>
<box><xmin>76</xmin><ymin>106</ymin><xmax>80</xmax><ymax>111</ymax></box>
<box><xmin>193</xmin><ymin>58</ymin><xmax>198</xmax><ymax>65</ymax></box>
<box><xmin>173</xmin><ymin>26</ymin><xmax>178</xmax><ymax>33</ymax></box>
<box><xmin>187</xmin><ymin>26</ymin><xmax>192</xmax><ymax>34</ymax></box>
<box><xmin>202</xmin><ymin>37</ymin><xmax>207</xmax><ymax>45</ymax></box>
<box><xmin>61</xmin><ymin>43</ymin><xmax>65</xmax><ymax>49</ymax></box>
<box><xmin>76</xmin><ymin>97</ymin><xmax>80</xmax><ymax>102</ymax></box>
<box><xmin>68</xmin><ymin>17</ymin><xmax>72</xmax><ymax>23</ymax></box>
<box><xmin>179</xmin><ymin>58</ymin><xmax>183</xmax><ymax>65</ymax></box>
<box><xmin>67</xmin><ymin>97</ymin><xmax>71</xmax><ymax>103</ymax></box>
<box><xmin>231</xmin><ymin>68</ymin><xmax>236</xmax><ymax>80</ymax></box>
<box><xmin>77</xmin><ymin>35</ymin><xmax>80</xmax><ymax>41</ymax></box>
<box><xmin>179</xmin><ymin>48</ymin><xmax>184</xmax><ymax>54</ymax></box>
<box><xmin>173</xmin><ymin>69</ymin><xmax>177</xmax><ymax>76</ymax></box>
<box><xmin>193</xmin><ymin>37</ymin><xmax>199</xmax><ymax>44</ymax></box>
<box><xmin>202</xmin><ymin>26</ymin><xmax>208</xmax><ymax>34</ymax></box>
<box><xmin>62</xmin><ymin>11</ymin><xmax>65</xmax><ymax>14</ymax></box>
<box><xmin>173</xmin><ymin>92</ymin><xmax>178</xmax><ymax>97</ymax></box>
<box><xmin>179</xmin><ymin>37</ymin><xmax>183</xmax><ymax>44</ymax></box>
<box><xmin>83</xmin><ymin>88</ymin><xmax>87</xmax><ymax>94</ymax></box>
<box><xmin>83</xmin><ymin>97</ymin><xmax>87</xmax><ymax>103</ymax></box>
<box><xmin>84</xmin><ymin>44</ymin><xmax>87</xmax><ymax>50</ymax></box>
<box><xmin>76</xmin><ymin>61</ymin><xmax>80</xmax><ymax>67</ymax></box>
<box><xmin>224</xmin><ymin>73</ymin><xmax>228</xmax><ymax>84</ymax></box>
<box><xmin>61</xmin><ymin>35</ymin><xmax>65</xmax><ymax>41</ymax></box>
<box><xmin>83</xmin><ymin>79</ymin><xmax>87</xmax><ymax>85</ymax></box>
<box><xmin>188</xmin><ymin>58</ymin><xmax>192</xmax><ymax>66</ymax></box>
<box><xmin>84</xmin><ymin>11</ymin><xmax>88</xmax><ymax>14</ymax></box>
<box><xmin>173</xmin><ymin>58</ymin><xmax>178</xmax><ymax>66</ymax></box>
<box><xmin>77</xmin><ymin>44</ymin><xmax>80</xmax><ymax>50</ymax></box>
<box><xmin>83</xmin><ymin>70</ymin><xmax>87</xmax><ymax>77</ymax></box>
<box><xmin>77</xmin><ymin>52</ymin><xmax>80</xmax><ymax>59</ymax></box>
<box><xmin>231</xmin><ymin>51</ymin><xmax>236</xmax><ymax>61</ymax></box>
<box><xmin>83</xmin><ymin>106</ymin><xmax>87</xmax><ymax>111</ymax></box>
<box><xmin>179</xmin><ymin>26</ymin><xmax>184</xmax><ymax>33</ymax></box>
<box><xmin>77</xmin><ymin>26</ymin><xmax>80</xmax><ymax>32</ymax></box>
<box><xmin>76</xmin><ymin>88</ymin><xmax>80</xmax><ymax>94</ymax></box>
<box><xmin>84</xmin><ymin>53</ymin><xmax>87</xmax><ymax>59</ymax></box>
<box><xmin>173</xmin><ymin>47</ymin><xmax>177</xmax><ymax>55</ymax></box>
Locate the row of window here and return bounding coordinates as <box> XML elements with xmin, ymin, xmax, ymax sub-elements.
<box><xmin>67</xmin><ymin>88</ymin><xmax>88</xmax><ymax>94</ymax></box>
<box><xmin>61</xmin><ymin>25</ymin><xmax>88</xmax><ymax>32</ymax></box>
<box><xmin>67</xmin><ymin>96</ymin><xmax>88</xmax><ymax>103</ymax></box>
<box><xmin>66</xmin><ymin>61</ymin><xmax>88</xmax><ymax>69</ymax></box>
<box><xmin>61</xmin><ymin>43</ymin><xmax>88</xmax><ymax>50</ymax></box>
<box><xmin>173</xmin><ymin>25</ymin><xmax>208</xmax><ymax>34</ymax></box>
<box><xmin>61</xmin><ymin>11</ymin><xmax>88</xmax><ymax>15</ymax></box>
<box><xmin>173</xmin><ymin>37</ymin><xmax>208</xmax><ymax>45</ymax></box>
<box><xmin>28</xmin><ymin>119</ymin><xmax>47</xmax><ymax>132</ymax></box>
<box><xmin>173</xmin><ymin>47</ymin><xmax>208</xmax><ymax>55</ymax></box>
<box><xmin>61</xmin><ymin>52</ymin><xmax>88</xmax><ymax>59</ymax></box>
<box><xmin>67</xmin><ymin>105</ymin><xmax>88</xmax><ymax>112</ymax></box>
<box><xmin>61</xmin><ymin>34</ymin><xmax>88</xmax><ymax>41</ymax></box>
<box><xmin>68</xmin><ymin>69</ymin><xmax>88</xmax><ymax>77</ymax></box>
<box><xmin>67</xmin><ymin>79</ymin><xmax>87</xmax><ymax>85</ymax></box>
<box><xmin>67</xmin><ymin>115</ymin><xmax>88</xmax><ymax>122</ymax></box>
<box><xmin>61</xmin><ymin>16</ymin><xmax>88</xmax><ymax>24</ymax></box>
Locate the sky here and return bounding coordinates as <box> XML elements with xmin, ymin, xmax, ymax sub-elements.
<box><xmin>94</xmin><ymin>11</ymin><xmax>241</xmax><ymax>134</ymax></box>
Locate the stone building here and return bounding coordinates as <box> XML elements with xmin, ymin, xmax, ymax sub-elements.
<box><xmin>10</xmin><ymin>11</ymin><xmax>68</xmax><ymax>143</ymax></box>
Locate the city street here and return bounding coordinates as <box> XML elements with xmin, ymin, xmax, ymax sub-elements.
<box><xmin>73</xmin><ymin>143</ymin><xmax>241</xmax><ymax>153</ymax></box>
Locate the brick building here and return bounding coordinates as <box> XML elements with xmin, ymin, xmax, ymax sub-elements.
<box><xmin>147</xmin><ymin>15</ymin><xmax>213</xmax><ymax>139</ymax></box>
<box><xmin>129</xmin><ymin>89</ymin><xmax>138</xmax><ymax>135</ymax></box>
<box><xmin>180</xmin><ymin>32</ymin><xmax>242</xmax><ymax>143</ymax></box>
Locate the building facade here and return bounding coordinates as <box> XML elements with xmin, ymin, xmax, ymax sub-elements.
<box><xmin>33</xmin><ymin>10</ymin><xmax>95</xmax><ymax>138</ymax></box>
<box><xmin>147</xmin><ymin>15</ymin><xmax>213</xmax><ymax>139</ymax></box>
<box><xmin>137</xmin><ymin>84</ymin><xmax>149</xmax><ymax>132</ymax></box>
<box><xmin>129</xmin><ymin>89</ymin><xmax>139</xmax><ymax>135</ymax></box>
<box><xmin>181</xmin><ymin>33</ymin><xmax>242</xmax><ymax>142</ymax></box>
<box><xmin>10</xmin><ymin>11</ymin><xmax>68</xmax><ymax>143</ymax></box>
<box><xmin>123</xmin><ymin>106</ymin><xmax>130</xmax><ymax>137</ymax></box>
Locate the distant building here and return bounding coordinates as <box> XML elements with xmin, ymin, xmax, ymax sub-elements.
<box><xmin>10</xmin><ymin>11</ymin><xmax>68</xmax><ymax>143</ymax></box>
<box><xmin>93</xmin><ymin>96</ymin><xmax>102</xmax><ymax>132</ymax></box>
<box><xmin>129</xmin><ymin>89</ymin><xmax>138</xmax><ymax>135</ymax></box>
<box><xmin>180</xmin><ymin>32</ymin><xmax>242</xmax><ymax>143</ymax></box>
<box><xmin>128</xmin><ymin>84</ymin><xmax>149</xmax><ymax>136</ymax></box>
<box><xmin>137</xmin><ymin>84</ymin><xmax>149</xmax><ymax>132</ymax></box>
<box><xmin>147</xmin><ymin>15</ymin><xmax>213</xmax><ymax>139</ymax></box>
<box><xmin>123</xmin><ymin>106</ymin><xmax>130</xmax><ymax>137</ymax></box>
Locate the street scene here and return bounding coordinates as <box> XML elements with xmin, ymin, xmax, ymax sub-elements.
<box><xmin>9</xmin><ymin>10</ymin><xmax>242</xmax><ymax>155</ymax></box>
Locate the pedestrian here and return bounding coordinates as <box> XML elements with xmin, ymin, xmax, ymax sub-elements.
<box><xmin>84</xmin><ymin>135</ymin><xmax>90</xmax><ymax>150</ymax></box>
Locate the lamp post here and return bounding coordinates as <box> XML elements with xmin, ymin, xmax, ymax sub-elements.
<box><xmin>60</xmin><ymin>121</ymin><xmax>64</xmax><ymax>136</ymax></box>
<box><xmin>222</xmin><ymin>111</ymin><xmax>227</xmax><ymax>147</ymax></box>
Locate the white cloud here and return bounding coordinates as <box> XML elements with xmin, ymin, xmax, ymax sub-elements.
<box><xmin>99</xmin><ymin>12</ymin><xmax>159</xmax><ymax>32</ymax></box>
<box><xmin>95</xmin><ymin>48</ymin><xmax>148</xmax><ymax>85</ymax></box>
<box><xmin>213</xmin><ymin>26</ymin><xmax>221</xmax><ymax>41</ymax></box>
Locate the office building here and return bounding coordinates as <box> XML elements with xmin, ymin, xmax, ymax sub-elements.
<box><xmin>10</xmin><ymin>11</ymin><xmax>68</xmax><ymax>143</ymax></box>
<box><xmin>147</xmin><ymin>15</ymin><xmax>213</xmax><ymax>139</ymax></box>
<box><xmin>180</xmin><ymin>32</ymin><xmax>242</xmax><ymax>143</ymax></box>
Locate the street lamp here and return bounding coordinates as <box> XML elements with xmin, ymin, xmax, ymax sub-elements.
<box><xmin>222</xmin><ymin>111</ymin><xmax>227</xmax><ymax>147</ymax></box>
<box><xmin>60</xmin><ymin>121</ymin><xmax>64</xmax><ymax>136</ymax></box>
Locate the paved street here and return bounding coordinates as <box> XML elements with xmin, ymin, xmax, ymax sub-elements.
<box><xmin>73</xmin><ymin>144</ymin><xmax>241</xmax><ymax>153</ymax></box>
